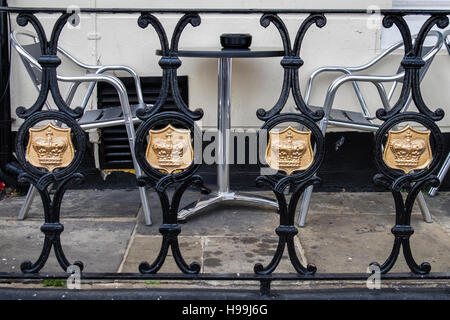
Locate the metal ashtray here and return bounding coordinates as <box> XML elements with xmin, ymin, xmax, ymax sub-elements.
<box><xmin>220</xmin><ymin>33</ymin><xmax>252</xmax><ymax>49</ymax></box>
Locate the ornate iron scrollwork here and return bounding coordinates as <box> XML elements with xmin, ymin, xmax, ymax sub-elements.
<box><xmin>136</xmin><ymin>13</ymin><xmax>203</xmax><ymax>121</ymax></box>
<box><xmin>134</xmin><ymin>13</ymin><xmax>204</xmax><ymax>274</ymax></box>
<box><xmin>371</xmin><ymin>13</ymin><xmax>449</xmax><ymax>275</ymax></box>
<box><xmin>15</xmin><ymin>13</ymin><xmax>84</xmax><ymax>119</ymax></box>
<box><xmin>16</xmin><ymin>110</ymin><xmax>85</xmax><ymax>273</ymax></box>
<box><xmin>257</xmin><ymin>13</ymin><xmax>326</xmax><ymax>121</ymax></box>
<box><xmin>2</xmin><ymin>5</ymin><xmax>449</xmax><ymax>291</ymax></box>
<box><xmin>13</xmin><ymin>12</ymin><xmax>87</xmax><ymax>273</ymax></box>
<box><xmin>255</xmin><ymin>114</ymin><xmax>324</xmax><ymax>275</ymax></box>
<box><xmin>254</xmin><ymin>14</ymin><xmax>327</xmax><ymax>275</ymax></box>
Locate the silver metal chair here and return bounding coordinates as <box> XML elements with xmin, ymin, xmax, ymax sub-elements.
<box><xmin>429</xmin><ymin>29</ymin><xmax>450</xmax><ymax>197</ymax></box>
<box><xmin>11</xmin><ymin>30</ymin><xmax>153</xmax><ymax>225</ymax></box>
<box><xmin>298</xmin><ymin>30</ymin><xmax>445</xmax><ymax>227</ymax></box>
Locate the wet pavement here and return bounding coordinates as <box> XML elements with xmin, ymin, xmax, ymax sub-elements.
<box><xmin>0</xmin><ymin>188</ymin><xmax>449</xmax><ymax>294</ymax></box>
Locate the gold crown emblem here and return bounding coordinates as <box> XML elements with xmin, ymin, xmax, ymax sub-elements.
<box><xmin>151</xmin><ymin>131</ymin><xmax>185</xmax><ymax>167</ymax></box>
<box><xmin>26</xmin><ymin>123</ymin><xmax>75</xmax><ymax>172</ymax></box>
<box><xmin>266</xmin><ymin>126</ymin><xmax>314</xmax><ymax>175</ymax></box>
<box><xmin>390</xmin><ymin>130</ymin><xmax>426</xmax><ymax>168</ymax></box>
<box><xmin>271</xmin><ymin>131</ymin><xmax>307</xmax><ymax>168</ymax></box>
<box><xmin>383</xmin><ymin>125</ymin><xmax>432</xmax><ymax>174</ymax></box>
<box><xmin>32</xmin><ymin>129</ymin><xmax>69</xmax><ymax>166</ymax></box>
<box><xmin>146</xmin><ymin>124</ymin><xmax>193</xmax><ymax>174</ymax></box>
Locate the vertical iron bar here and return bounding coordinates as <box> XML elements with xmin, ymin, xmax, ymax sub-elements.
<box><xmin>260</xmin><ymin>279</ymin><xmax>272</xmax><ymax>296</ymax></box>
<box><xmin>0</xmin><ymin>0</ymin><xmax>11</xmax><ymax>171</ymax></box>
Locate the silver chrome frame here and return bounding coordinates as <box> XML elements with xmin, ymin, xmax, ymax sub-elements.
<box><xmin>298</xmin><ymin>30</ymin><xmax>444</xmax><ymax>227</ymax></box>
<box><xmin>177</xmin><ymin>57</ymin><xmax>278</xmax><ymax>221</ymax></box>
<box><xmin>11</xmin><ymin>30</ymin><xmax>153</xmax><ymax>225</ymax></box>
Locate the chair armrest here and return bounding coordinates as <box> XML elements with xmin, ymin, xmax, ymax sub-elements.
<box><xmin>57</xmin><ymin>46</ymin><xmax>102</xmax><ymax>71</ymax></box>
<box><xmin>306</xmin><ymin>40</ymin><xmax>403</xmax><ymax>92</ymax></box>
<box><xmin>322</xmin><ymin>72</ymin><xmax>403</xmax><ymax>120</ymax></box>
<box><xmin>43</xmin><ymin>49</ymin><xmax>144</xmax><ymax>110</ymax></box>
<box><xmin>81</xmin><ymin>65</ymin><xmax>145</xmax><ymax>110</ymax></box>
<box><xmin>346</xmin><ymin>41</ymin><xmax>404</xmax><ymax>73</ymax></box>
<box><xmin>58</xmin><ymin>74</ymin><xmax>135</xmax><ymax>129</ymax></box>
<box><xmin>306</xmin><ymin>66</ymin><xmax>373</xmax><ymax>118</ymax></box>
<box><xmin>306</xmin><ymin>37</ymin><xmax>405</xmax><ymax>106</ymax></box>
<box><xmin>307</xmin><ymin>30</ymin><xmax>439</xmax><ymax>93</ymax></box>
<box><xmin>78</xmin><ymin>65</ymin><xmax>145</xmax><ymax>111</ymax></box>
<box><xmin>305</xmin><ymin>66</ymin><xmax>352</xmax><ymax>104</ymax></box>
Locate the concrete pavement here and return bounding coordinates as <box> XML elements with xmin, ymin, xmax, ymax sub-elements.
<box><xmin>0</xmin><ymin>188</ymin><xmax>449</xmax><ymax>294</ymax></box>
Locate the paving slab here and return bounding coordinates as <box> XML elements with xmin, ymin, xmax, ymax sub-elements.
<box><xmin>0</xmin><ymin>189</ymin><xmax>141</xmax><ymax>219</ymax></box>
<box><xmin>134</xmin><ymin>190</ymin><xmax>449</xmax><ymax>276</ymax></box>
<box><xmin>298</xmin><ymin>213</ymin><xmax>450</xmax><ymax>274</ymax></box>
<box><xmin>0</xmin><ymin>189</ymin><xmax>448</xmax><ymax>286</ymax></box>
<box><xmin>136</xmin><ymin>190</ymin><xmax>280</xmax><ymax>237</ymax></box>
<box><xmin>120</xmin><ymin>235</ymin><xmax>202</xmax><ymax>273</ymax></box>
<box><xmin>426</xmin><ymin>194</ymin><xmax>450</xmax><ymax>234</ymax></box>
<box><xmin>0</xmin><ymin>219</ymin><xmax>135</xmax><ymax>273</ymax></box>
<box><xmin>137</xmin><ymin>191</ymin><xmax>449</xmax><ymax>233</ymax></box>
<box><xmin>305</xmin><ymin>192</ymin><xmax>441</xmax><ymax>216</ymax></box>
<box><xmin>202</xmin><ymin>236</ymin><xmax>305</xmax><ymax>274</ymax></box>
<box><xmin>120</xmin><ymin>234</ymin><xmax>305</xmax><ymax>274</ymax></box>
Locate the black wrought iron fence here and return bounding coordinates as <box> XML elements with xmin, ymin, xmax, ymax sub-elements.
<box><xmin>0</xmin><ymin>5</ymin><xmax>449</xmax><ymax>296</ymax></box>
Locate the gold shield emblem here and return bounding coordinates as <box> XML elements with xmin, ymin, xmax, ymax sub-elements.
<box><xmin>146</xmin><ymin>124</ymin><xmax>194</xmax><ymax>174</ymax></box>
<box><xmin>265</xmin><ymin>126</ymin><xmax>314</xmax><ymax>175</ymax></box>
<box><xmin>383</xmin><ymin>125</ymin><xmax>432</xmax><ymax>174</ymax></box>
<box><xmin>26</xmin><ymin>123</ymin><xmax>75</xmax><ymax>172</ymax></box>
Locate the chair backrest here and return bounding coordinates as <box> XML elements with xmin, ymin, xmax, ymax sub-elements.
<box><xmin>21</xmin><ymin>43</ymin><xmax>43</xmax><ymax>83</ymax></box>
<box><xmin>388</xmin><ymin>30</ymin><xmax>444</xmax><ymax>103</ymax></box>
<box><xmin>11</xmin><ymin>30</ymin><xmax>100</xmax><ymax>111</ymax></box>
<box><xmin>396</xmin><ymin>32</ymin><xmax>441</xmax><ymax>76</ymax></box>
<box><xmin>395</xmin><ymin>45</ymin><xmax>435</xmax><ymax>80</ymax></box>
<box><xmin>10</xmin><ymin>31</ymin><xmax>44</xmax><ymax>90</ymax></box>
<box><xmin>11</xmin><ymin>30</ymin><xmax>146</xmax><ymax>112</ymax></box>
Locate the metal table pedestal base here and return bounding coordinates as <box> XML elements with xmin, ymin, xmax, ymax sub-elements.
<box><xmin>177</xmin><ymin>55</ymin><xmax>281</xmax><ymax>221</ymax></box>
<box><xmin>177</xmin><ymin>192</ymin><xmax>279</xmax><ymax>221</ymax></box>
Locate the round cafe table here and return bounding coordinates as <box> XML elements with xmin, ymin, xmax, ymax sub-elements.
<box><xmin>156</xmin><ymin>47</ymin><xmax>284</xmax><ymax>221</ymax></box>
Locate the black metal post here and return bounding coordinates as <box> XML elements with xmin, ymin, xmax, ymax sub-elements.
<box><xmin>0</xmin><ymin>0</ymin><xmax>11</xmax><ymax>171</ymax></box>
<box><xmin>260</xmin><ymin>279</ymin><xmax>272</xmax><ymax>297</ymax></box>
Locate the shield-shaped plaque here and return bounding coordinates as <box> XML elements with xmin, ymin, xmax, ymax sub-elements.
<box><xmin>146</xmin><ymin>124</ymin><xmax>194</xmax><ymax>174</ymax></box>
<box><xmin>265</xmin><ymin>126</ymin><xmax>314</xmax><ymax>175</ymax></box>
<box><xmin>383</xmin><ymin>125</ymin><xmax>432</xmax><ymax>174</ymax></box>
<box><xmin>26</xmin><ymin>123</ymin><xmax>75</xmax><ymax>172</ymax></box>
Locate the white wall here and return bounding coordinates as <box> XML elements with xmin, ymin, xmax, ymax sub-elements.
<box><xmin>8</xmin><ymin>0</ymin><xmax>450</xmax><ymax>132</ymax></box>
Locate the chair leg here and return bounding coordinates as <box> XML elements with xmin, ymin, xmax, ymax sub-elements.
<box><xmin>18</xmin><ymin>185</ymin><xmax>37</xmax><ymax>220</ymax></box>
<box><xmin>297</xmin><ymin>117</ymin><xmax>329</xmax><ymax>227</ymax></box>
<box><xmin>297</xmin><ymin>185</ymin><xmax>314</xmax><ymax>227</ymax></box>
<box><xmin>129</xmin><ymin>142</ymin><xmax>152</xmax><ymax>225</ymax></box>
<box><xmin>138</xmin><ymin>186</ymin><xmax>152</xmax><ymax>226</ymax></box>
<box><xmin>129</xmin><ymin>147</ymin><xmax>152</xmax><ymax>226</ymax></box>
<box><xmin>122</xmin><ymin>116</ymin><xmax>152</xmax><ymax>226</ymax></box>
<box><xmin>417</xmin><ymin>191</ymin><xmax>433</xmax><ymax>223</ymax></box>
<box><xmin>429</xmin><ymin>152</ymin><xmax>450</xmax><ymax>196</ymax></box>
